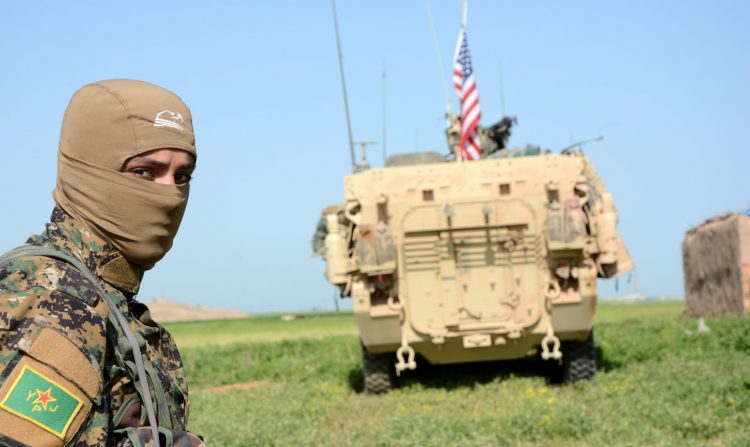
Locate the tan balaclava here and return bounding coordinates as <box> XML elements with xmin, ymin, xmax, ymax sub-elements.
<box><xmin>52</xmin><ymin>79</ymin><xmax>196</xmax><ymax>270</ymax></box>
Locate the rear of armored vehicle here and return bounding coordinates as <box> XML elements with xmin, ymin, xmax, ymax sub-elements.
<box><xmin>322</xmin><ymin>151</ymin><xmax>632</xmax><ymax>393</ymax></box>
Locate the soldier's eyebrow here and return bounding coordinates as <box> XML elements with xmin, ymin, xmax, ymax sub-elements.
<box><xmin>125</xmin><ymin>157</ymin><xmax>196</xmax><ymax>172</ymax></box>
<box><xmin>179</xmin><ymin>159</ymin><xmax>196</xmax><ymax>171</ymax></box>
<box><xmin>127</xmin><ymin>158</ymin><xmax>167</xmax><ymax>169</ymax></box>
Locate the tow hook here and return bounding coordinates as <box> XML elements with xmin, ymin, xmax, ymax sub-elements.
<box><xmin>395</xmin><ymin>336</ymin><xmax>417</xmax><ymax>376</ymax></box>
<box><xmin>540</xmin><ymin>324</ymin><xmax>562</xmax><ymax>361</ymax></box>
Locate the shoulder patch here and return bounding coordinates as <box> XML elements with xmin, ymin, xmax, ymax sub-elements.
<box><xmin>0</xmin><ymin>327</ymin><xmax>98</xmax><ymax>446</ymax></box>
<box><xmin>0</xmin><ymin>365</ymin><xmax>82</xmax><ymax>438</ymax></box>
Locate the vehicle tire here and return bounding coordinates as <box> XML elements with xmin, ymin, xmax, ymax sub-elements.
<box><xmin>361</xmin><ymin>341</ymin><xmax>395</xmax><ymax>394</ymax></box>
<box><xmin>560</xmin><ymin>329</ymin><xmax>596</xmax><ymax>383</ymax></box>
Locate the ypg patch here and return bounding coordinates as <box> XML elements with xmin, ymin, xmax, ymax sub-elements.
<box><xmin>0</xmin><ymin>365</ymin><xmax>82</xmax><ymax>439</ymax></box>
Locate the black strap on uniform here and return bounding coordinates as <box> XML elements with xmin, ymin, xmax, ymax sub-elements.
<box><xmin>0</xmin><ymin>245</ymin><xmax>161</xmax><ymax>447</ymax></box>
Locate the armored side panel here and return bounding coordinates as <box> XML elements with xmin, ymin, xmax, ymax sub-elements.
<box><xmin>683</xmin><ymin>213</ymin><xmax>750</xmax><ymax>316</ymax></box>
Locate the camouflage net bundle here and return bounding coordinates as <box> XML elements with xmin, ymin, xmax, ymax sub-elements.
<box><xmin>682</xmin><ymin>213</ymin><xmax>750</xmax><ymax>317</ymax></box>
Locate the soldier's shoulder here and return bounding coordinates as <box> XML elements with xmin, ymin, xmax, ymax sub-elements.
<box><xmin>0</xmin><ymin>254</ymin><xmax>110</xmax><ymax>370</ymax></box>
<box><xmin>0</xmin><ymin>254</ymin><xmax>101</xmax><ymax>307</ymax></box>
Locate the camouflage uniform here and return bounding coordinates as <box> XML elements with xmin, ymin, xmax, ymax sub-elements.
<box><xmin>0</xmin><ymin>208</ymin><xmax>204</xmax><ymax>447</ymax></box>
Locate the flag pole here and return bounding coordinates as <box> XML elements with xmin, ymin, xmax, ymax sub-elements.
<box><xmin>331</xmin><ymin>0</ymin><xmax>357</xmax><ymax>173</ymax></box>
<box><xmin>461</xmin><ymin>0</ymin><xmax>468</xmax><ymax>28</ymax></box>
<box><xmin>456</xmin><ymin>0</ymin><xmax>468</xmax><ymax>162</ymax></box>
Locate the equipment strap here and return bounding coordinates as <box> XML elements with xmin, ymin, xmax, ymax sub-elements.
<box><xmin>0</xmin><ymin>245</ymin><xmax>161</xmax><ymax>447</ymax></box>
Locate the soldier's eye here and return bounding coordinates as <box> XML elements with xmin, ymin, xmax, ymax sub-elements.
<box><xmin>174</xmin><ymin>173</ymin><xmax>193</xmax><ymax>185</ymax></box>
<box><xmin>129</xmin><ymin>167</ymin><xmax>155</xmax><ymax>180</ymax></box>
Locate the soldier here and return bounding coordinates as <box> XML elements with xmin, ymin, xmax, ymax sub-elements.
<box><xmin>0</xmin><ymin>80</ymin><xmax>205</xmax><ymax>446</ymax></box>
<box><xmin>445</xmin><ymin>112</ymin><xmax>462</xmax><ymax>157</ymax></box>
<box><xmin>311</xmin><ymin>205</ymin><xmax>342</xmax><ymax>257</ymax></box>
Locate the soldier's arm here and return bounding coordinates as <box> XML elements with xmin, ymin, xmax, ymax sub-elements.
<box><xmin>110</xmin><ymin>304</ymin><xmax>206</xmax><ymax>447</ymax></box>
<box><xmin>0</xmin><ymin>259</ymin><xmax>207</xmax><ymax>447</ymax></box>
<box><xmin>0</xmin><ymin>275</ymin><xmax>108</xmax><ymax>447</ymax></box>
<box><xmin>114</xmin><ymin>428</ymin><xmax>206</xmax><ymax>447</ymax></box>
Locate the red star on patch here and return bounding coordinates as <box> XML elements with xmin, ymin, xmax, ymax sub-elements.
<box><xmin>33</xmin><ymin>388</ymin><xmax>57</xmax><ymax>410</ymax></box>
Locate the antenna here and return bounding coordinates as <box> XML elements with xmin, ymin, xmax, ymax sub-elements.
<box><xmin>425</xmin><ymin>0</ymin><xmax>452</xmax><ymax>116</ymax></box>
<box><xmin>354</xmin><ymin>141</ymin><xmax>377</xmax><ymax>170</ymax></box>
<box><xmin>631</xmin><ymin>270</ymin><xmax>640</xmax><ymax>295</ymax></box>
<box><xmin>382</xmin><ymin>62</ymin><xmax>387</xmax><ymax>165</ymax></box>
<box><xmin>560</xmin><ymin>135</ymin><xmax>605</xmax><ymax>153</ymax></box>
<box><xmin>331</xmin><ymin>0</ymin><xmax>357</xmax><ymax>172</ymax></box>
<box><xmin>498</xmin><ymin>58</ymin><xmax>506</xmax><ymax>117</ymax></box>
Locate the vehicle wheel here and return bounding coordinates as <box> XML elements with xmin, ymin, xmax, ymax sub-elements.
<box><xmin>361</xmin><ymin>340</ymin><xmax>395</xmax><ymax>394</ymax></box>
<box><xmin>560</xmin><ymin>329</ymin><xmax>596</xmax><ymax>383</ymax></box>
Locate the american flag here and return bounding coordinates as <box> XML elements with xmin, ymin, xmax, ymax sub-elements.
<box><xmin>452</xmin><ymin>27</ymin><xmax>482</xmax><ymax>161</ymax></box>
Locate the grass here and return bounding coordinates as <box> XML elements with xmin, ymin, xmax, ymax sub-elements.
<box><xmin>165</xmin><ymin>301</ymin><xmax>750</xmax><ymax>446</ymax></box>
<box><xmin>166</xmin><ymin>312</ymin><xmax>358</xmax><ymax>347</ymax></box>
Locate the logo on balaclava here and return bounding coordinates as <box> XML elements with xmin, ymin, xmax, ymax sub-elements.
<box><xmin>153</xmin><ymin>110</ymin><xmax>184</xmax><ymax>131</ymax></box>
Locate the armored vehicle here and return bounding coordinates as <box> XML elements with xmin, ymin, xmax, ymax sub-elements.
<box><xmin>314</xmin><ymin>118</ymin><xmax>633</xmax><ymax>393</ymax></box>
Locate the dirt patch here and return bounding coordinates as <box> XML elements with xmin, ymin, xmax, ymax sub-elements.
<box><xmin>204</xmin><ymin>381</ymin><xmax>278</xmax><ymax>394</ymax></box>
<box><xmin>145</xmin><ymin>298</ymin><xmax>248</xmax><ymax>323</ymax></box>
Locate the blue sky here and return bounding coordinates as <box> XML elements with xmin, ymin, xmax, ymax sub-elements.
<box><xmin>1</xmin><ymin>1</ymin><xmax>748</xmax><ymax>313</ymax></box>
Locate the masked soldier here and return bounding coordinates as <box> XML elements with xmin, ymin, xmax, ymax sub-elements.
<box><xmin>0</xmin><ymin>80</ymin><xmax>205</xmax><ymax>446</ymax></box>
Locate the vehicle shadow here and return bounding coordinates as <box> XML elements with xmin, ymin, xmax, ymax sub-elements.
<box><xmin>347</xmin><ymin>367</ymin><xmax>365</xmax><ymax>392</ymax></box>
<box><xmin>348</xmin><ymin>347</ymin><xmax>623</xmax><ymax>393</ymax></box>
<box><xmin>398</xmin><ymin>356</ymin><xmax>543</xmax><ymax>390</ymax></box>
<box><xmin>595</xmin><ymin>345</ymin><xmax>621</xmax><ymax>372</ymax></box>
<box><xmin>348</xmin><ymin>355</ymin><xmax>543</xmax><ymax>393</ymax></box>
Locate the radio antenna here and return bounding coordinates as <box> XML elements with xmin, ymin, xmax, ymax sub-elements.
<box><xmin>425</xmin><ymin>0</ymin><xmax>452</xmax><ymax>116</ymax></box>
<box><xmin>382</xmin><ymin>62</ymin><xmax>388</xmax><ymax>165</ymax></box>
<box><xmin>331</xmin><ymin>0</ymin><xmax>357</xmax><ymax>172</ymax></box>
<box><xmin>498</xmin><ymin>58</ymin><xmax>507</xmax><ymax>117</ymax></box>
<box><xmin>560</xmin><ymin>135</ymin><xmax>604</xmax><ymax>154</ymax></box>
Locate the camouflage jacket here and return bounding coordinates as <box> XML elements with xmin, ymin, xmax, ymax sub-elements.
<box><xmin>0</xmin><ymin>208</ymin><xmax>204</xmax><ymax>447</ymax></box>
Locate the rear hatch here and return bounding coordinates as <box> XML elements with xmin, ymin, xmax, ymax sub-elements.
<box><xmin>400</xmin><ymin>199</ymin><xmax>544</xmax><ymax>338</ymax></box>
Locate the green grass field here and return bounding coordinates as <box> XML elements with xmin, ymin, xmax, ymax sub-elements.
<box><xmin>166</xmin><ymin>301</ymin><xmax>750</xmax><ymax>446</ymax></box>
